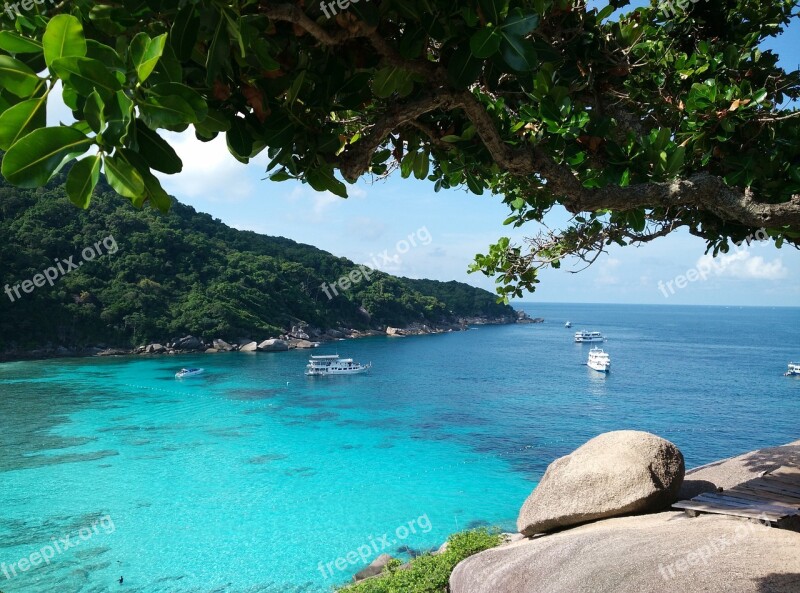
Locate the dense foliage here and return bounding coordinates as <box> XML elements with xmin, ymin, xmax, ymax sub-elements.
<box><xmin>336</xmin><ymin>529</ymin><xmax>502</xmax><ymax>593</ymax></box>
<box><xmin>0</xmin><ymin>175</ymin><xmax>514</xmax><ymax>352</ymax></box>
<box><xmin>0</xmin><ymin>0</ymin><xmax>798</xmax><ymax>300</ymax></box>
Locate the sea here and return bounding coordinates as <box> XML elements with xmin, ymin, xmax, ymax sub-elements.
<box><xmin>0</xmin><ymin>303</ymin><xmax>798</xmax><ymax>593</ymax></box>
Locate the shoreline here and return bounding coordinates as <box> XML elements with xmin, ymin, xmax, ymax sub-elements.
<box><xmin>0</xmin><ymin>314</ymin><xmax>544</xmax><ymax>364</ymax></box>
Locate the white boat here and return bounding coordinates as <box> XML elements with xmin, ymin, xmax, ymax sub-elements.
<box><xmin>587</xmin><ymin>348</ymin><xmax>611</xmax><ymax>373</ymax></box>
<box><xmin>305</xmin><ymin>355</ymin><xmax>371</xmax><ymax>376</ymax></box>
<box><xmin>785</xmin><ymin>362</ymin><xmax>800</xmax><ymax>377</ymax></box>
<box><xmin>575</xmin><ymin>330</ymin><xmax>605</xmax><ymax>343</ymax></box>
<box><xmin>565</xmin><ymin>321</ymin><xmax>572</xmax><ymax>328</ymax></box>
<box><xmin>175</xmin><ymin>368</ymin><xmax>204</xmax><ymax>378</ymax></box>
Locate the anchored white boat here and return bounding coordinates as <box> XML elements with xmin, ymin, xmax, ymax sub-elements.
<box><xmin>785</xmin><ymin>362</ymin><xmax>800</xmax><ymax>377</ymax></box>
<box><xmin>587</xmin><ymin>348</ymin><xmax>611</xmax><ymax>373</ymax></box>
<box><xmin>565</xmin><ymin>321</ymin><xmax>572</xmax><ymax>328</ymax></box>
<box><xmin>175</xmin><ymin>368</ymin><xmax>204</xmax><ymax>379</ymax></box>
<box><xmin>305</xmin><ymin>355</ymin><xmax>371</xmax><ymax>376</ymax></box>
<box><xmin>575</xmin><ymin>330</ymin><xmax>605</xmax><ymax>343</ymax></box>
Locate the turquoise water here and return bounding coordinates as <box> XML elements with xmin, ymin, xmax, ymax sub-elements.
<box><xmin>1</xmin><ymin>303</ymin><xmax>799</xmax><ymax>592</ymax></box>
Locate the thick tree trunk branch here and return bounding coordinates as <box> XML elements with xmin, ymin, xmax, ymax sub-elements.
<box><xmin>563</xmin><ymin>173</ymin><xmax>800</xmax><ymax>228</ymax></box>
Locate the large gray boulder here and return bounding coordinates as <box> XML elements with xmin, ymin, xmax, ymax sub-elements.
<box><xmin>451</xmin><ymin>512</ymin><xmax>800</xmax><ymax>593</ymax></box>
<box><xmin>258</xmin><ymin>339</ymin><xmax>289</xmax><ymax>352</ymax></box>
<box><xmin>213</xmin><ymin>339</ymin><xmax>233</xmax><ymax>352</ymax></box>
<box><xmin>518</xmin><ymin>431</ymin><xmax>684</xmax><ymax>535</ymax></box>
<box><xmin>239</xmin><ymin>341</ymin><xmax>258</xmax><ymax>352</ymax></box>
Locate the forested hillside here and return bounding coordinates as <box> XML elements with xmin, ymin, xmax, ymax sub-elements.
<box><xmin>0</xmin><ymin>174</ymin><xmax>515</xmax><ymax>352</ymax></box>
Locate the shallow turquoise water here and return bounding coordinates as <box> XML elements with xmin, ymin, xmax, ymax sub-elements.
<box><xmin>0</xmin><ymin>303</ymin><xmax>799</xmax><ymax>592</ymax></box>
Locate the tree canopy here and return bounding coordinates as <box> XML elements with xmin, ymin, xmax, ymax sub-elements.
<box><xmin>0</xmin><ymin>0</ymin><xmax>798</xmax><ymax>299</ymax></box>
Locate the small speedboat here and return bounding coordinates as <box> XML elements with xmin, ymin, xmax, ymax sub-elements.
<box><xmin>175</xmin><ymin>368</ymin><xmax>204</xmax><ymax>379</ymax></box>
<box><xmin>565</xmin><ymin>321</ymin><xmax>572</xmax><ymax>328</ymax></box>
<box><xmin>785</xmin><ymin>362</ymin><xmax>800</xmax><ymax>377</ymax></box>
<box><xmin>587</xmin><ymin>348</ymin><xmax>611</xmax><ymax>373</ymax></box>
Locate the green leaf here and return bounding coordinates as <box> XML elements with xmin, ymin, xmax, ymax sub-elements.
<box><xmin>400</xmin><ymin>152</ymin><xmax>415</xmax><ymax>178</ymax></box>
<box><xmin>102</xmin><ymin>90</ymin><xmax>133</xmax><ymax>146</ymax></box>
<box><xmin>147</xmin><ymin>83</ymin><xmax>208</xmax><ymax>122</ymax></box>
<box><xmin>0</xmin><ymin>31</ymin><xmax>43</xmax><ymax>54</ymax></box>
<box><xmin>66</xmin><ymin>155</ymin><xmax>101</xmax><ymax>208</ymax></box>
<box><xmin>629</xmin><ymin>209</ymin><xmax>646</xmax><ymax>233</ymax></box>
<box><xmin>104</xmin><ymin>153</ymin><xmax>145</xmax><ymax>199</ymax></box>
<box><xmin>413</xmin><ymin>151</ymin><xmax>430</xmax><ymax>180</ymax></box>
<box><xmin>470</xmin><ymin>29</ymin><xmax>502</xmax><ymax>59</ymax></box>
<box><xmin>500</xmin><ymin>35</ymin><xmax>537</xmax><ymax>71</ymax></box>
<box><xmin>478</xmin><ymin>0</ymin><xmax>509</xmax><ymax>24</ymax></box>
<box><xmin>0</xmin><ymin>95</ymin><xmax>47</xmax><ymax>150</ymax></box>
<box><xmin>170</xmin><ymin>3</ymin><xmax>200</xmax><ymax>61</ymax></box>
<box><xmin>139</xmin><ymin>94</ymin><xmax>197</xmax><ymax>128</ymax></box>
<box><xmin>1</xmin><ymin>126</ymin><xmax>93</xmax><ymax>188</ymax></box>
<box><xmin>134</xmin><ymin>120</ymin><xmax>182</xmax><ymax>174</ymax></box>
<box><xmin>502</xmin><ymin>12</ymin><xmax>540</xmax><ymax>36</ymax></box>
<box><xmin>118</xmin><ymin>149</ymin><xmax>172</xmax><ymax>212</ymax></box>
<box><xmin>84</xmin><ymin>90</ymin><xmax>105</xmax><ymax>134</ymax></box>
<box><xmin>226</xmin><ymin>117</ymin><xmax>253</xmax><ymax>159</ymax></box>
<box><xmin>42</xmin><ymin>14</ymin><xmax>87</xmax><ymax>68</ymax></box>
<box><xmin>307</xmin><ymin>167</ymin><xmax>347</xmax><ymax>198</ymax></box>
<box><xmin>50</xmin><ymin>57</ymin><xmax>122</xmax><ymax>98</ymax></box>
<box><xmin>447</xmin><ymin>49</ymin><xmax>482</xmax><ymax>88</ymax></box>
<box><xmin>129</xmin><ymin>32</ymin><xmax>167</xmax><ymax>83</ymax></box>
<box><xmin>0</xmin><ymin>55</ymin><xmax>40</xmax><ymax>98</ymax></box>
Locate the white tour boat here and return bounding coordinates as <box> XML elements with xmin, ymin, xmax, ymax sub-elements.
<box><xmin>785</xmin><ymin>362</ymin><xmax>800</xmax><ymax>377</ymax></box>
<box><xmin>305</xmin><ymin>355</ymin><xmax>371</xmax><ymax>376</ymax></box>
<box><xmin>574</xmin><ymin>330</ymin><xmax>605</xmax><ymax>343</ymax></box>
<box><xmin>565</xmin><ymin>321</ymin><xmax>572</xmax><ymax>328</ymax></box>
<box><xmin>587</xmin><ymin>348</ymin><xmax>611</xmax><ymax>373</ymax></box>
<box><xmin>175</xmin><ymin>368</ymin><xmax>204</xmax><ymax>379</ymax></box>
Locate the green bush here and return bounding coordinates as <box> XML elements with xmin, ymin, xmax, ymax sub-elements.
<box><xmin>336</xmin><ymin>529</ymin><xmax>502</xmax><ymax>593</ymax></box>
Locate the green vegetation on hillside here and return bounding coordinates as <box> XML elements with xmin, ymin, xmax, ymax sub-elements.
<box><xmin>336</xmin><ymin>529</ymin><xmax>502</xmax><ymax>593</ymax></box>
<box><xmin>0</xmin><ymin>175</ymin><xmax>515</xmax><ymax>353</ymax></box>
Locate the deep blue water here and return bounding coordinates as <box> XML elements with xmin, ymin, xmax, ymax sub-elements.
<box><xmin>0</xmin><ymin>303</ymin><xmax>798</xmax><ymax>592</ymax></box>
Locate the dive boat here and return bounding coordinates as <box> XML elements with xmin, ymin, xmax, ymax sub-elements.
<box><xmin>575</xmin><ymin>330</ymin><xmax>605</xmax><ymax>343</ymax></box>
<box><xmin>785</xmin><ymin>362</ymin><xmax>800</xmax><ymax>377</ymax></box>
<box><xmin>305</xmin><ymin>355</ymin><xmax>371</xmax><ymax>376</ymax></box>
<box><xmin>587</xmin><ymin>348</ymin><xmax>611</xmax><ymax>373</ymax></box>
<box><xmin>175</xmin><ymin>368</ymin><xmax>204</xmax><ymax>379</ymax></box>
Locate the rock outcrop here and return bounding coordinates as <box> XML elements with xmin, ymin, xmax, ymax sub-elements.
<box><xmin>258</xmin><ymin>339</ymin><xmax>289</xmax><ymax>352</ymax></box>
<box><xmin>239</xmin><ymin>341</ymin><xmax>258</xmax><ymax>352</ymax></box>
<box><xmin>451</xmin><ymin>512</ymin><xmax>800</xmax><ymax>593</ymax></box>
<box><xmin>517</xmin><ymin>430</ymin><xmax>685</xmax><ymax>535</ymax></box>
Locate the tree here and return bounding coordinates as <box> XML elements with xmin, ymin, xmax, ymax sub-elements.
<box><xmin>0</xmin><ymin>0</ymin><xmax>798</xmax><ymax>300</ymax></box>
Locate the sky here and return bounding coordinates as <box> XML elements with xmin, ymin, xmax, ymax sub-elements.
<box><xmin>48</xmin><ymin>2</ymin><xmax>800</xmax><ymax>307</ymax></box>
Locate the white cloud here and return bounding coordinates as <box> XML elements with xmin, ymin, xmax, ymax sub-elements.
<box><xmin>155</xmin><ymin>133</ymin><xmax>260</xmax><ymax>203</ymax></box>
<box><xmin>696</xmin><ymin>249</ymin><xmax>788</xmax><ymax>280</ymax></box>
<box><xmin>595</xmin><ymin>257</ymin><xmax>622</xmax><ymax>286</ymax></box>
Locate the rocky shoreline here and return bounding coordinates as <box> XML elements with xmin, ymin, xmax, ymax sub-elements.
<box><xmin>447</xmin><ymin>433</ymin><xmax>800</xmax><ymax>593</ymax></box>
<box><xmin>0</xmin><ymin>310</ymin><xmax>543</xmax><ymax>363</ymax></box>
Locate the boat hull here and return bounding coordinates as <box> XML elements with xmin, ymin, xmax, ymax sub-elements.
<box><xmin>305</xmin><ymin>367</ymin><xmax>370</xmax><ymax>376</ymax></box>
<box><xmin>587</xmin><ymin>362</ymin><xmax>610</xmax><ymax>373</ymax></box>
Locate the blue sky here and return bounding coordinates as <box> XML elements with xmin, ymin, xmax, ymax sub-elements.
<box><xmin>49</xmin><ymin>3</ymin><xmax>800</xmax><ymax>306</ymax></box>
